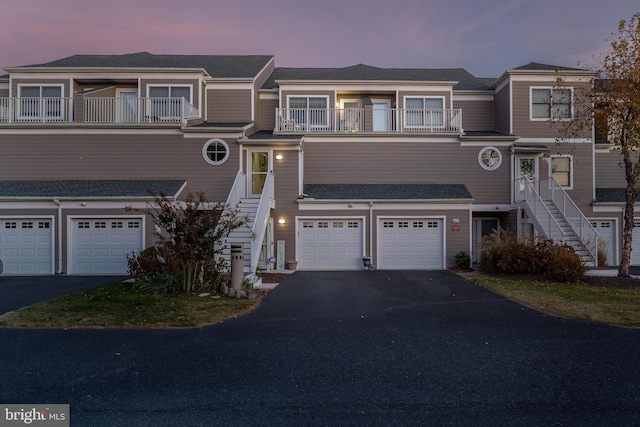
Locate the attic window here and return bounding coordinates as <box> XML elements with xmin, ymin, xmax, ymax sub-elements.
<box><xmin>203</xmin><ymin>139</ymin><xmax>229</xmax><ymax>165</ymax></box>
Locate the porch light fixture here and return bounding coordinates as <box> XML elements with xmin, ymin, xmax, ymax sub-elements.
<box><xmin>275</xmin><ymin>154</ymin><xmax>284</xmax><ymax>160</ymax></box>
<box><xmin>278</xmin><ymin>218</ymin><xmax>286</xmax><ymax>224</ymax></box>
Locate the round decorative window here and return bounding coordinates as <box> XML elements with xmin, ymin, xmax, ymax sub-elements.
<box><xmin>478</xmin><ymin>146</ymin><xmax>502</xmax><ymax>171</ymax></box>
<box><xmin>203</xmin><ymin>139</ymin><xmax>229</xmax><ymax>165</ymax></box>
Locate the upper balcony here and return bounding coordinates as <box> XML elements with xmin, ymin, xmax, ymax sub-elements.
<box><xmin>274</xmin><ymin>107</ymin><xmax>462</xmax><ymax>134</ymax></box>
<box><xmin>0</xmin><ymin>96</ymin><xmax>200</xmax><ymax>125</ymax></box>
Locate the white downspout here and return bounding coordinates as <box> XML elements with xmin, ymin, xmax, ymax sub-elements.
<box><xmin>369</xmin><ymin>201</ymin><xmax>374</xmax><ymax>268</ymax></box>
<box><xmin>53</xmin><ymin>198</ymin><xmax>62</xmax><ymax>274</ymax></box>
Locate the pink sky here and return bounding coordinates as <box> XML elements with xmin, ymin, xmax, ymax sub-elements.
<box><xmin>1</xmin><ymin>0</ymin><xmax>637</xmax><ymax>77</ymax></box>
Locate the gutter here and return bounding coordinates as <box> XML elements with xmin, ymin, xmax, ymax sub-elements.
<box><xmin>53</xmin><ymin>198</ymin><xmax>63</xmax><ymax>274</ymax></box>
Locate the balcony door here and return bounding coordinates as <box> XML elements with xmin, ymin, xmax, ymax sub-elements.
<box><xmin>372</xmin><ymin>100</ymin><xmax>391</xmax><ymax>131</ymax></box>
<box><xmin>116</xmin><ymin>90</ymin><xmax>138</xmax><ymax>122</ymax></box>
<box><xmin>248</xmin><ymin>150</ymin><xmax>270</xmax><ymax>197</ymax></box>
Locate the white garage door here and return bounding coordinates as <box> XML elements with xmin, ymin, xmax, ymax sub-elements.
<box><xmin>591</xmin><ymin>220</ymin><xmax>616</xmax><ymax>266</ymax></box>
<box><xmin>0</xmin><ymin>218</ymin><xmax>53</xmax><ymax>274</ymax></box>
<box><xmin>632</xmin><ymin>219</ymin><xmax>640</xmax><ymax>266</ymax></box>
<box><xmin>298</xmin><ymin>219</ymin><xmax>363</xmax><ymax>270</ymax></box>
<box><xmin>379</xmin><ymin>219</ymin><xmax>444</xmax><ymax>269</ymax></box>
<box><xmin>71</xmin><ymin>218</ymin><xmax>143</xmax><ymax>274</ymax></box>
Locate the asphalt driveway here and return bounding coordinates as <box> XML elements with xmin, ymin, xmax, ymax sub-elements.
<box><xmin>1</xmin><ymin>270</ymin><xmax>640</xmax><ymax>426</ymax></box>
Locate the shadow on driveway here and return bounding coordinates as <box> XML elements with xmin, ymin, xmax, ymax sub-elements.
<box><xmin>0</xmin><ymin>275</ymin><xmax>129</xmax><ymax>314</ymax></box>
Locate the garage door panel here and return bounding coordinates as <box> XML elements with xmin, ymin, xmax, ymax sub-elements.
<box><xmin>0</xmin><ymin>218</ymin><xmax>53</xmax><ymax>274</ymax></box>
<box><xmin>379</xmin><ymin>219</ymin><xmax>443</xmax><ymax>269</ymax></box>
<box><xmin>71</xmin><ymin>218</ymin><xmax>142</xmax><ymax>274</ymax></box>
<box><xmin>299</xmin><ymin>219</ymin><xmax>363</xmax><ymax>270</ymax></box>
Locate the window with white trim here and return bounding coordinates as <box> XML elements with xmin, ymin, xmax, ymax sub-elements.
<box><xmin>287</xmin><ymin>96</ymin><xmax>329</xmax><ymax>128</ymax></box>
<box><xmin>202</xmin><ymin>139</ymin><xmax>230</xmax><ymax>165</ymax></box>
<box><xmin>531</xmin><ymin>88</ymin><xmax>572</xmax><ymax>120</ymax></box>
<box><xmin>404</xmin><ymin>97</ymin><xmax>444</xmax><ymax>129</ymax></box>
<box><xmin>550</xmin><ymin>155</ymin><xmax>573</xmax><ymax>188</ymax></box>
<box><xmin>18</xmin><ymin>85</ymin><xmax>63</xmax><ymax>119</ymax></box>
<box><xmin>478</xmin><ymin>146</ymin><xmax>502</xmax><ymax>171</ymax></box>
<box><xmin>148</xmin><ymin>85</ymin><xmax>192</xmax><ymax>120</ymax></box>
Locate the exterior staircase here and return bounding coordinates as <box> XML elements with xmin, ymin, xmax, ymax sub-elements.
<box><xmin>517</xmin><ymin>177</ymin><xmax>598</xmax><ymax>266</ymax></box>
<box><xmin>221</xmin><ymin>170</ymin><xmax>275</xmax><ymax>273</ymax></box>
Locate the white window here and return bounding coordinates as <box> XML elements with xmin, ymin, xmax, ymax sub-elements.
<box><xmin>18</xmin><ymin>85</ymin><xmax>63</xmax><ymax>119</ymax></box>
<box><xmin>404</xmin><ymin>97</ymin><xmax>444</xmax><ymax>129</ymax></box>
<box><xmin>550</xmin><ymin>155</ymin><xmax>573</xmax><ymax>188</ymax></box>
<box><xmin>148</xmin><ymin>85</ymin><xmax>192</xmax><ymax>120</ymax></box>
<box><xmin>202</xmin><ymin>139</ymin><xmax>230</xmax><ymax>165</ymax></box>
<box><xmin>531</xmin><ymin>88</ymin><xmax>572</xmax><ymax>120</ymax></box>
<box><xmin>287</xmin><ymin>96</ymin><xmax>329</xmax><ymax>128</ymax></box>
<box><xmin>478</xmin><ymin>146</ymin><xmax>502</xmax><ymax>171</ymax></box>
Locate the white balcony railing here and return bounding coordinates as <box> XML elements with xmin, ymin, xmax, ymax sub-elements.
<box><xmin>84</xmin><ymin>97</ymin><xmax>199</xmax><ymax>124</ymax></box>
<box><xmin>275</xmin><ymin>108</ymin><xmax>462</xmax><ymax>133</ymax></box>
<box><xmin>0</xmin><ymin>97</ymin><xmax>74</xmax><ymax>123</ymax></box>
<box><xmin>0</xmin><ymin>97</ymin><xmax>200</xmax><ymax>124</ymax></box>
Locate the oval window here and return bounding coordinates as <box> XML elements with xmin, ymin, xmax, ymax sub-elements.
<box><xmin>203</xmin><ymin>139</ymin><xmax>229</xmax><ymax>165</ymax></box>
<box><xmin>478</xmin><ymin>146</ymin><xmax>502</xmax><ymax>171</ymax></box>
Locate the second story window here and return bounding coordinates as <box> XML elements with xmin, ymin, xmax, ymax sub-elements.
<box><xmin>148</xmin><ymin>85</ymin><xmax>192</xmax><ymax>120</ymax></box>
<box><xmin>531</xmin><ymin>88</ymin><xmax>572</xmax><ymax>120</ymax></box>
<box><xmin>287</xmin><ymin>96</ymin><xmax>328</xmax><ymax>129</ymax></box>
<box><xmin>18</xmin><ymin>85</ymin><xmax>63</xmax><ymax>119</ymax></box>
<box><xmin>404</xmin><ymin>97</ymin><xmax>444</xmax><ymax>129</ymax></box>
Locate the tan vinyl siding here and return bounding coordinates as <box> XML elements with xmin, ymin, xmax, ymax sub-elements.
<box><xmin>0</xmin><ymin>89</ymin><xmax>9</xmax><ymax>97</ymax></box>
<box><xmin>258</xmin><ymin>97</ymin><xmax>277</xmax><ymax>131</ymax></box>
<box><xmin>272</xmin><ymin>149</ymin><xmax>302</xmax><ymax>263</ymax></box>
<box><xmin>207</xmin><ymin>89</ymin><xmax>252</xmax><ymax>122</ymax></box>
<box><xmin>0</xmin><ymin>134</ymin><xmax>238</xmax><ymax>202</ymax></box>
<box><xmin>494</xmin><ymin>84</ymin><xmax>510</xmax><ymax>134</ymax></box>
<box><xmin>303</xmin><ymin>140</ymin><xmax>511</xmax><ymax>205</ymax></box>
<box><xmin>595</xmin><ymin>150</ymin><xmax>627</xmax><ymax>189</ymax></box>
<box><xmin>454</xmin><ymin>100</ymin><xmax>494</xmax><ymax>131</ymax></box>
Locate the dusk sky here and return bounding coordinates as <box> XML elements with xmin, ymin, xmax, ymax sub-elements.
<box><xmin>1</xmin><ymin>0</ymin><xmax>637</xmax><ymax>77</ymax></box>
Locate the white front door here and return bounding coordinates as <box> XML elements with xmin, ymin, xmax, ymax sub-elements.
<box><xmin>515</xmin><ymin>156</ymin><xmax>538</xmax><ymax>201</ymax></box>
<box><xmin>472</xmin><ymin>218</ymin><xmax>499</xmax><ymax>263</ymax></box>
<box><xmin>116</xmin><ymin>90</ymin><xmax>138</xmax><ymax>122</ymax></box>
<box><xmin>248</xmin><ymin>151</ymin><xmax>270</xmax><ymax>197</ymax></box>
<box><xmin>372</xmin><ymin>100</ymin><xmax>391</xmax><ymax>131</ymax></box>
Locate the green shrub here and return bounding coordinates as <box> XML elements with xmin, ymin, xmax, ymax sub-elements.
<box><xmin>479</xmin><ymin>227</ymin><xmax>586</xmax><ymax>283</ymax></box>
<box><xmin>454</xmin><ymin>251</ymin><xmax>471</xmax><ymax>270</ymax></box>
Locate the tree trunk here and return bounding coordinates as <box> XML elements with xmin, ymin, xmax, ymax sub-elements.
<box><xmin>619</xmin><ymin>183</ymin><xmax>636</xmax><ymax>277</ymax></box>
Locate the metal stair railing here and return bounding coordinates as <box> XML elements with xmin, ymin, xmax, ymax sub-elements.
<box><xmin>515</xmin><ymin>177</ymin><xmax>566</xmax><ymax>242</ymax></box>
<box><xmin>538</xmin><ymin>176</ymin><xmax>599</xmax><ymax>266</ymax></box>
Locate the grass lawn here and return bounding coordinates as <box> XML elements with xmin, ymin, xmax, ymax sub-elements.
<box><xmin>468</xmin><ymin>274</ymin><xmax>640</xmax><ymax>328</ymax></box>
<box><xmin>0</xmin><ymin>282</ymin><xmax>263</xmax><ymax>329</ymax></box>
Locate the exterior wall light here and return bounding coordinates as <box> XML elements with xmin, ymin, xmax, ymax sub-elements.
<box><xmin>278</xmin><ymin>218</ymin><xmax>286</xmax><ymax>224</ymax></box>
<box><xmin>275</xmin><ymin>154</ymin><xmax>284</xmax><ymax>160</ymax></box>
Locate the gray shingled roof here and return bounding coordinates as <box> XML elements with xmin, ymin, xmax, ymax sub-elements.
<box><xmin>512</xmin><ymin>62</ymin><xmax>585</xmax><ymax>72</ymax></box>
<box><xmin>303</xmin><ymin>184</ymin><xmax>472</xmax><ymax>200</ymax></box>
<box><xmin>245</xmin><ymin>130</ymin><xmax>303</xmax><ymax>140</ymax></box>
<box><xmin>262</xmin><ymin>65</ymin><xmax>493</xmax><ymax>91</ymax></box>
<box><xmin>0</xmin><ymin>180</ymin><xmax>186</xmax><ymax>198</ymax></box>
<box><xmin>14</xmin><ymin>52</ymin><xmax>273</xmax><ymax>79</ymax></box>
<box><xmin>595</xmin><ymin>188</ymin><xmax>640</xmax><ymax>203</ymax></box>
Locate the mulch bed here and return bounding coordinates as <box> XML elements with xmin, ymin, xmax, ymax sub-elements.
<box><xmin>581</xmin><ymin>274</ymin><xmax>640</xmax><ymax>290</ymax></box>
<box><xmin>258</xmin><ymin>273</ymin><xmax>292</xmax><ymax>284</ymax></box>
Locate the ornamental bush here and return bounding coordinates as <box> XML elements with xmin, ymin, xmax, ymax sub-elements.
<box><xmin>479</xmin><ymin>227</ymin><xmax>586</xmax><ymax>283</ymax></box>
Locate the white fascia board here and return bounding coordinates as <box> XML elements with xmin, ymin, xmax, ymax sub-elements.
<box><xmin>516</xmin><ymin>137</ymin><xmax>592</xmax><ymax>144</ymax></box>
<box><xmin>205</xmin><ymin>81</ymin><xmax>254</xmax><ymax>90</ymax></box>
<box><xmin>298</xmin><ymin>201</ymin><xmax>473</xmax><ymax>210</ymax></box>
<box><xmin>471</xmin><ymin>204</ymin><xmax>513</xmax><ymax>212</ymax></box>
<box><xmin>508</xmin><ymin>73</ymin><xmax>594</xmax><ymax>83</ymax></box>
<box><xmin>301</xmin><ymin>135</ymin><xmax>460</xmax><ymax>144</ymax></box>
<box><xmin>460</xmin><ymin>140</ymin><xmax>514</xmax><ymax>147</ymax></box>
<box><xmin>260</xmin><ymin>92</ymin><xmax>279</xmax><ymax>100</ymax></box>
<box><xmin>182</xmin><ymin>131</ymin><xmax>245</xmax><ymax>139</ymax></box>
<box><xmin>0</xmin><ymin>200</ymin><xmax>152</xmax><ymax>209</ymax></box>
<box><xmin>592</xmin><ymin>204</ymin><xmax>624</xmax><ymax>213</ymax></box>
<box><xmin>276</xmin><ymin>82</ymin><xmax>457</xmax><ymax>92</ymax></box>
<box><xmin>0</xmin><ymin>128</ymin><xmax>185</xmax><ymax>135</ymax></box>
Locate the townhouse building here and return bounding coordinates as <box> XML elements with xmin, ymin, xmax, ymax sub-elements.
<box><xmin>0</xmin><ymin>52</ymin><xmax>629</xmax><ymax>275</ymax></box>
